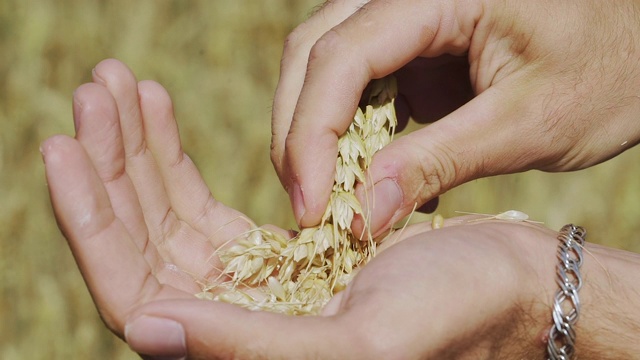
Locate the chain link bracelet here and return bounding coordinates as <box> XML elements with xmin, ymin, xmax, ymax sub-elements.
<box><xmin>547</xmin><ymin>224</ymin><xmax>587</xmax><ymax>360</ymax></box>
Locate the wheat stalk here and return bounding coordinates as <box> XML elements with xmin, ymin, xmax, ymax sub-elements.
<box><xmin>197</xmin><ymin>76</ymin><xmax>398</xmax><ymax>315</ymax></box>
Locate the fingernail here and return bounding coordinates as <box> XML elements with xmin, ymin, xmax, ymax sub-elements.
<box><xmin>39</xmin><ymin>139</ymin><xmax>54</xmax><ymax>162</ymax></box>
<box><xmin>72</xmin><ymin>93</ymin><xmax>82</xmax><ymax>132</ymax></box>
<box><xmin>356</xmin><ymin>178</ymin><xmax>402</xmax><ymax>237</ymax></box>
<box><xmin>125</xmin><ymin>315</ymin><xmax>186</xmax><ymax>360</ymax></box>
<box><xmin>290</xmin><ymin>182</ymin><xmax>306</xmax><ymax>225</ymax></box>
<box><xmin>92</xmin><ymin>68</ymin><xmax>106</xmax><ymax>85</ymax></box>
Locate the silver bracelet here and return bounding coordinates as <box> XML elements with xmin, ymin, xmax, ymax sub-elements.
<box><xmin>547</xmin><ymin>224</ymin><xmax>587</xmax><ymax>360</ymax></box>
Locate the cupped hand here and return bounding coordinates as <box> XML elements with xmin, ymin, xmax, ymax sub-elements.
<box><xmin>271</xmin><ymin>0</ymin><xmax>640</xmax><ymax>236</ymax></box>
<box><xmin>43</xmin><ymin>58</ymin><xmax>272</xmax><ymax>357</ymax></box>
<box><xmin>43</xmin><ymin>59</ymin><xmax>562</xmax><ymax>359</ymax></box>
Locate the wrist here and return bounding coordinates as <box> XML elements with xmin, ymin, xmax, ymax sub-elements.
<box><xmin>575</xmin><ymin>243</ymin><xmax>640</xmax><ymax>358</ymax></box>
<box><xmin>525</xmin><ymin>227</ymin><xmax>640</xmax><ymax>359</ymax></box>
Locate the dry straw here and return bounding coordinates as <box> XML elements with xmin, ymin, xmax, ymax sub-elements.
<box><xmin>197</xmin><ymin>77</ymin><xmax>398</xmax><ymax>315</ymax></box>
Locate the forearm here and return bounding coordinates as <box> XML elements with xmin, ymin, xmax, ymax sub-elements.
<box><xmin>577</xmin><ymin>243</ymin><xmax>640</xmax><ymax>359</ymax></box>
<box><xmin>499</xmin><ymin>224</ymin><xmax>640</xmax><ymax>359</ymax></box>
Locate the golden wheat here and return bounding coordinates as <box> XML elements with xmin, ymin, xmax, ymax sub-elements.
<box><xmin>196</xmin><ymin>77</ymin><xmax>398</xmax><ymax>315</ymax></box>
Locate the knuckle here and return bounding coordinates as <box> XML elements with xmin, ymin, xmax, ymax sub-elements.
<box><xmin>412</xmin><ymin>140</ymin><xmax>458</xmax><ymax>204</ymax></box>
<box><xmin>427</xmin><ymin>151</ymin><xmax>457</xmax><ymax>192</ymax></box>
<box><xmin>280</xmin><ymin>22</ymin><xmax>315</xmax><ymax>80</ymax></box>
<box><xmin>269</xmin><ymin>142</ymin><xmax>284</xmax><ymax>177</ymax></box>
<box><xmin>282</xmin><ymin>21</ymin><xmax>312</xmax><ymax>61</ymax></box>
<box><xmin>308</xmin><ymin>29</ymin><xmax>348</xmax><ymax>68</ymax></box>
<box><xmin>283</xmin><ymin>130</ymin><xmax>300</xmax><ymax>161</ymax></box>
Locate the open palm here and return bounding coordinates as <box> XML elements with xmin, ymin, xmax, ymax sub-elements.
<box><xmin>44</xmin><ymin>58</ymin><xmax>273</xmax><ymax>332</ymax></box>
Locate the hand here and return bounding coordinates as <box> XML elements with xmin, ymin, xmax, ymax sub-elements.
<box><xmin>271</xmin><ymin>0</ymin><xmax>640</xmax><ymax>236</ymax></box>
<box><xmin>44</xmin><ymin>59</ymin><xmax>640</xmax><ymax>359</ymax></box>
<box><xmin>42</xmin><ymin>58</ymin><xmax>277</xmax><ymax>357</ymax></box>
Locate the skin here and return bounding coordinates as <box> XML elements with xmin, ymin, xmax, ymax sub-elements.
<box><xmin>270</xmin><ymin>0</ymin><xmax>640</xmax><ymax>237</ymax></box>
<box><xmin>43</xmin><ymin>60</ymin><xmax>640</xmax><ymax>359</ymax></box>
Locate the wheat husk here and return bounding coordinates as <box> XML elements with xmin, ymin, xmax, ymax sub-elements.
<box><xmin>197</xmin><ymin>77</ymin><xmax>398</xmax><ymax>315</ymax></box>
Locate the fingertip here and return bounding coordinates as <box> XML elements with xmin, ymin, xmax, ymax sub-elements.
<box><xmin>137</xmin><ymin>79</ymin><xmax>183</xmax><ymax>167</ymax></box>
<box><xmin>351</xmin><ymin>214</ymin><xmax>372</xmax><ymax>241</ymax></box>
<box><xmin>43</xmin><ymin>134</ymin><xmax>120</xmax><ymax>240</ymax></box>
<box><xmin>284</xmin><ymin>132</ymin><xmax>337</xmax><ymax>228</ymax></box>
<box><xmin>42</xmin><ymin>135</ymin><xmax>90</xmax><ymax>187</ymax></box>
<box><xmin>41</xmin><ymin>135</ymin><xmax>75</xmax><ymax>165</ymax></box>
<box><xmin>292</xmin><ymin>181</ymin><xmax>333</xmax><ymax>228</ymax></box>
<box><xmin>289</xmin><ymin>181</ymin><xmax>307</xmax><ymax>227</ymax></box>
<box><xmin>137</xmin><ymin>80</ymin><xmax>176</xmax><ymax>123</ymax></box>
<box><xmin>72</xmin><ymin>83</ymin><xmax>118</xmax><ymax>133</ymax></box>
<box><xmin>92</xmin><ymin>58</ymin><xmax>137</xmax><ymax>86</ymax></box>
<box><xmin>125</xmin><ymin>315</ymin><xmax>187</xmax><ymax>359</ymax></box>
<box><xmin>138</xmin><ymin>80</ymin><xmax>171</xmax><ymax>103</ymax></box>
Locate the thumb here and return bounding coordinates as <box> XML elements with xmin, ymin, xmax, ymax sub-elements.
<box><xmin>353</xmin><ymin>85</ymin><xmax>545</xmax><ymax>238</ymax></box>
<box><xmin>123</xmin><ymin>299</ymin><xmax>350</xmax><ymax>359</ymax></box>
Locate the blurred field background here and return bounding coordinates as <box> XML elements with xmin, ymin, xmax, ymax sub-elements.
<box><xmin>0</xmin><ymin>1</ymin><xmax>638</xmax><ymax>359</ymax></box>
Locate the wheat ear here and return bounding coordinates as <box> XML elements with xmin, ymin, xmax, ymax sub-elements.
<box><xmin>197</xmin><ymin>76</ymin><xmax>398</xmax><ymax>315</ymax></box>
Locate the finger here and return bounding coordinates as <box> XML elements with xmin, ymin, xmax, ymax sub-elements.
<box><xmin>92</xmin><ymin>59</ymin><xmax>173</xmax><ymax>242</ymax></box>
<box><xmin>271</xmin><ymin>0</ymin><xmax>368</xmax><ymax>187</ymax></box>
<box><xmin>41</xmin><ymin>135</ymin><xmax>189</xmax><ymax>333</ymax></box>
<box><xmin>375</xmin><ymin>213</ymin><xmax>496</xmax><ymax>253</ymax></box>
<box><xmin>71</xmin><ymin>82</ymin><xmax>214</xmax><ymax>290</ymax></box>
<box><xmin>124</xmin><ymin>299</ymin><xmax>353</xmax><ymax>359</ymax></box>
<box><xmin>92</xmin><ymin>60</ymin><xmax>250</xmax><ymax>280</ymax></box>
<box><xmin>137</xmin><ymin>80</ymin><xmax>251</xmax><ymax>244</ymax></box>
<box><xmin>283</xmin><ymin>0</ymin><xmax>482</xmax><ymax>226</ymax></box>
<box><xmin>92</xmin><ymin>59</ymin><xmax>146</xmax><ymax>159</ymax></box>
<box><xmin>353</xmin><ymin>78</ymin><xmax>546</xmax><ymax>237</ymax></box>
<box><xmin>72</xmin><ymin>82</ymin><xmax>154</xmax><ymax>257</ymax></box>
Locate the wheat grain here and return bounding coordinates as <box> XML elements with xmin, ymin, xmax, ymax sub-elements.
<box><xmin>432</xmin><ymin>214</ymin><xmax>444</xmax><ymax>229</ymax></box>
<box><xmin>197</xmin><ymin>76</ymin><xmax>398</xmax><ymax>315</ymax></box>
